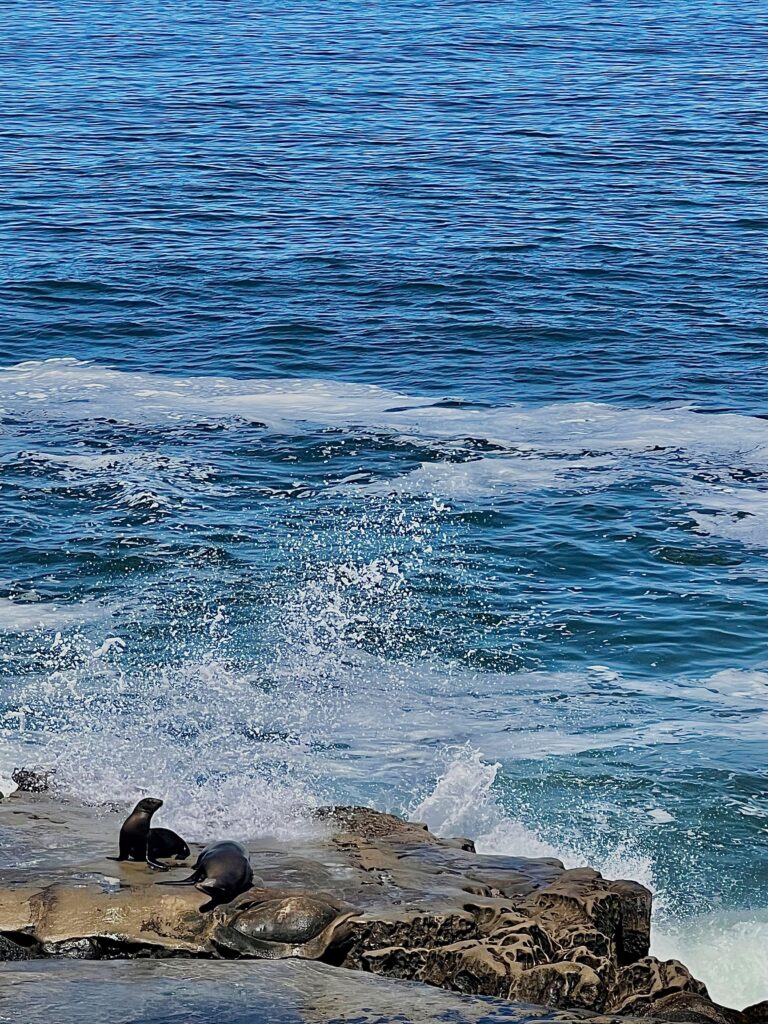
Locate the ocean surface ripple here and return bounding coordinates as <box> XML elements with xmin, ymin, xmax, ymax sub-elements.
<box><xmin>0</xmin><ymin>0</ymin><xmax>767</xmax><ymax>1008</ymax></box>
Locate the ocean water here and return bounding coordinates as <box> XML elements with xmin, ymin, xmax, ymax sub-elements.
<box><xmin>1</xmin><ymin>0</ymin><xmax>767</xmax><ymax>1009</ymax></box>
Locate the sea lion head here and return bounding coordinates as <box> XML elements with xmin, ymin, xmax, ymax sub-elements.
<box><xmin>134</xmin><ymin>797</ymin><xmax>163</xmax><ymax>814</ymax></box>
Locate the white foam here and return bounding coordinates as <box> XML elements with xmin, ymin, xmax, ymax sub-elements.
<box><xmin>689</xmin><ymin>486</ymin><xmax>768</xmax><ymax>549</ymax></box>
<box><xmin>3</xmin><ymin>359</ymin><xmax>768</xmax><ymax>465</ymax></box>
<box><xmin>20</xmin><ymin>450</ymin><xmax>215</xmax><ymax>482</ymax></box>
<box><xmin>350</xmin><ymin>453</ymin><xmax>621</xmax><ymax>499</ymax></box>
<box><xmin>653</xmin><ymin>911</ymin><xmax>768</xmax><ymax>1009</ymax></box>
<box><xmin>4</xmin><ymin>359</ymin><xmax>768</xmax><ymax>552</ymax></box>
<box><xmin>0</xmin><ymin>358</ymin><xmax>426</xmax><ymax>431</ymax></box>
<box><xmin>29</xmin><ymin>652</ymin><xmax>323</xmax><ymax>842</ymax></box>
<box><xmin>0</xmin><ymin>598</ymin><xmax>104</xmax><ymax>634</ymax></box>
<box><xmin>618</xmin><ymin>668</ymin><xmax>768</xmax><ymax>714</ymax></box>
<box><xmin>0</xmin><ymin>772</ymin><xmax>18</xmax><ymax>797</ymax></box>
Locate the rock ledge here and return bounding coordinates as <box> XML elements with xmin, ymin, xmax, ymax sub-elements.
<box><xmin>0</xmin><ymin>793</ymin><xmax>762</xmax><ymax>1023</ymax></box>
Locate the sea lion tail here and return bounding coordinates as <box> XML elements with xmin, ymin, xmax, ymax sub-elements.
<box><xmin>156</xmin><ymin>873</ymin><xmax>199</xmax><ymax>886</ymax></box>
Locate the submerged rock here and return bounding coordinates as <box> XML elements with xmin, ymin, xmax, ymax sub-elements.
<box><xmin>0</xmin><ymin>794</ymin><xmax>758</xmax><ymax>1023</ymax></box>
<box><xmin>0</xmin><ymin>958</ymin><xmax>680</xmax><ymax>1024</ymax></box>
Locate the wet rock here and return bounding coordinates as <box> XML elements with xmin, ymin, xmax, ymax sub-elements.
<box><xmin>743</xmin><ymin>1002</ymin><xmax>768</xmax><ymax>1024</ymax></box>
<box><xmin>211</xmin><ymin>890</ymin><xmax>360</xmax><ymax>960</ymax></box>
<box><xmin>637</xmin><ymin>991</ymin><xmax>743</xmax><ymax>1024</ymax></box>
<box><xmin>11</xmin><ymin>767</ymin><xmax>55</xmax><ymax>793</ymax></box>
<box><xmin>443</xmin><ymin>836</ymin><xmax>476</xmax><ymax>853</ymax></box>
<box><xmin>0</xmin><ymin>934</ymin><xmax>35</xmax><ymax>960</ymax></box>
<box><xmin>0</xmin><ymin>958</ymin><xmax>693</xmax><ymax>1024</ymax></box>
<box><xmin>314</xmin><ymin>805</ymin><xmax>440</xmax><ymax>843</ymax></box>
<box><xmin>0</xmin><ymin>795</ymin><xmax>751</xmax><ymax>1020</ymax></box>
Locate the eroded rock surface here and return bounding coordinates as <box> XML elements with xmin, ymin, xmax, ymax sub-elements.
<box><xmin>0</xmin><ymin>793</ymin><xmax>754</xmax><ymax>1022</ymax></box>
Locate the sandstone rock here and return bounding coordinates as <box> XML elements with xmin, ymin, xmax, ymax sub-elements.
<box><xmin>611</xmin><ymin>957</ymin><xmax>709</xmax><ymax>1015</ymax></box>
<box><xmin>0</xmin><ymin>793</ymin><xmax>745</xmax><ymax>1022</ymax></box>
<box><xmin>528</xmin><ymin>871</ymin><xmax>652</xmax><ymax>968</ymax></box>
<box><xmin>638</xmin><ymin>991</ymin><xmax>743</xmax><ymax>1024</ymax></box>
<box><xmin>211</xmin><ymin>890</ymin><xmax>360</xmax><ymax>959</ymax></box>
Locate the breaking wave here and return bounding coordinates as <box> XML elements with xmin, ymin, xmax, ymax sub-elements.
<box><xmin>412</xmin><ymin>745</ymin><xmax>767</xmax><ymax>1010</ymax></box>
<box><xmin>1</xmin><ymin>359</ymin><xmax>766</xmax><ymax>1008</ymax></box>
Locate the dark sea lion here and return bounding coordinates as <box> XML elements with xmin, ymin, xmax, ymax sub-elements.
<box><xmin>108</xmin><ymin>797</ymin><xmax>170</xmax><ymax>871</ymax></box>
<box><xmin>147</xmin><ymin>826</ymin><xmax>190</xmax><ymax>864</ymax></box>
<box><xmin>158</xmin><ymin>840</ymin><xmax>253</xmax><ymax>911</ymax></box>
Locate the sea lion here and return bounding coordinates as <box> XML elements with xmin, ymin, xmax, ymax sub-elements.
<box><xmin>147</xmin><ymin>826</ymin><xmax>190</xmax><ymax>864</ymax></box>
<box><xmin>108</xmin><ymin>797</ymin><xmax>172</xmax><ymax>871</ymax></box>
<box><xmin>158</xmin><ymin>840</ymin><xmax>253</xmax><ymax>911</ymax></box>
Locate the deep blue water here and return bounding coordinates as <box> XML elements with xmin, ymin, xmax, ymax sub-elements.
<box><xmin>3</xmin><ymin>1</ymin><xmax>768</xmax><ymax>408</ymax></box>
<box><xmin>1</xmin><ymin>0</ymin><xmax>767</xmax><ymax>1006</ymax></box>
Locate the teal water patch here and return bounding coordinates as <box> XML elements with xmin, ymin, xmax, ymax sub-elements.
<box><xmin>1</xmin><ymin>365</ymin><xmax>766</xmax><ymax>966</ymax></box>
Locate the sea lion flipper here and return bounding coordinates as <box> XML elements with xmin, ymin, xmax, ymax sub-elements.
<box><xmin>147</xmin><ymin>858</ymin><xmax>170</xmax><ymax>872</ymax></box>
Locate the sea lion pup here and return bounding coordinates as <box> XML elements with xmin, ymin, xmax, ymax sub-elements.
<box><xmin>108</xmin><ymin>797</ymin><xmax>178</xmax><ymax>871</ymax></box>
<box><xmin>147</xmin><ymin>826</ymin><xmax>190</xmax><ymax>864</ymax></box>
<box><xmin>158</xmin><ymin>840</ymin><xmax>253</xmax><ymax>911</ymax></box>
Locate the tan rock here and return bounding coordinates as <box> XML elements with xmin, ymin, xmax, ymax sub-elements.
<box><xmin>0</xmin><ymin>792</ymin><xmax>741</xmax><ymax>1022</ymax></box>
<box><xmin>610</xmin><ymin>957</ymin><xmax>709</xmax><ymax>1015</ymax></box>
<box><xmin>638</xmin><ymin>991</ymin><xmax>743</xmax><ymax>1024</ymax></box>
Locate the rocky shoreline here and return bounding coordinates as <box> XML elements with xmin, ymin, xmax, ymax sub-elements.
<box><xmin>0</xmin><ymin>784</ymin><xmax>764</xmax><ymax>1024</ymax></box>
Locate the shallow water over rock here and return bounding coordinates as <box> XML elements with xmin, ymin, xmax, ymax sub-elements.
<box><xmin>0</xmin><ymin>959</ymin><xmax>634</xmax><ymax>1024</ymax></box>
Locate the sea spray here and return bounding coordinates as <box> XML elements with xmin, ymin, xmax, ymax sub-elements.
<box><xmin>1</xmin><ymin>360</ymin><xmax>766</xmax><ymax>1009</ymax></box>
<box><xmin>652</xmin><ymin>911</ymin><xmax>768</xmax><ymax>1010</ymax></box>
<box><xmin>411</xmin><ymin>745</ymin><xmax>767</xmax><ymax>1009</ymax></box>
<box><xmin>410</xmin><ymin>743</ymin><xmax>656</xmax><ymax>884</ymax></box>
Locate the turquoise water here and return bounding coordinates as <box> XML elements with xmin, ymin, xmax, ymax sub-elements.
<box><xmin>1</xmin><ymin>0</ymin><xmax>767</xmax><ymax>1007</ymax></box>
